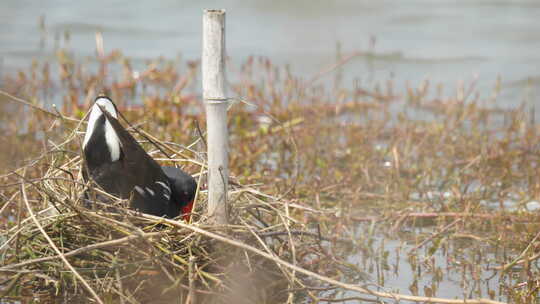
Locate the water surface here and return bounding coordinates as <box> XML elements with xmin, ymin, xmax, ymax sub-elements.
<box><xmin>1</xmin><ymin>0</ymin><xmax>540</xmax><ymax>106</ymax></box>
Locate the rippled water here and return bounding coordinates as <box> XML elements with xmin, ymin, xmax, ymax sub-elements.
<box><xmin>2</xmin><ymin>0</ymin><xmax>540</xmax><ymax>107</ymax></box>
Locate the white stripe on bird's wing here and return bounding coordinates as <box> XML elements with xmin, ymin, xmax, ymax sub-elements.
<box><xmin>145</xmin><ymin>187</ymin><xmax>155</xmax><ymax>196</ymax></box>
<box><xmin>134</xmin><ymin>186</ymin><xmax>145</xmax><ymax>197</ymax></box>
<box><xmin>155</xmin><ymin>181</ymin><xmax>171</xmax><ymax>194</ymax></box>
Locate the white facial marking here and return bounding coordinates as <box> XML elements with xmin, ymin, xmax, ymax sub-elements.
<box><xmin>83</xmin><ymin>97</ymin><xmax>121</xmax><ymax>161</ymax></box>
<box><xmin>164</xmin><ymin>193</ymin><xmax>171</xmax><ymax>200</ymax></box>
<box><xmin>145</xmin><ymin>187</ymin><xmax>155</xmax><ymax>196</ymax></box>
<box><xmin>134</xmin><ymin>186</ymin><xmax>145</xmax><ymax>197</ymax></box>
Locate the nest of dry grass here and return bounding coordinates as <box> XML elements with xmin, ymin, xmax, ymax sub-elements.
<box><xmin>0</xmin><ymin>106</ymin><xmax>357</xmax><ymax>304</ymax></box>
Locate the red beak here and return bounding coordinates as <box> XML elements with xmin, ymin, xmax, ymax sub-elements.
<box><xmin>181</xmin><ymin>200</ymin><xmax>194</xmax><ymax>222</ymax></box>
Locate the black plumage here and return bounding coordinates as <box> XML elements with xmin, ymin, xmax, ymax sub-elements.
<box><xmin>82</xmin><ymin>96</ymin><xmax>196</xmax><ymax>219</ymax></box>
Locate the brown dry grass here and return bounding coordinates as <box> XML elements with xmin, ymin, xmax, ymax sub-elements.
<box><xmin>0</xmin><ymin>48</ymin><xmax>539</xmax><ymax>303</ymax></box>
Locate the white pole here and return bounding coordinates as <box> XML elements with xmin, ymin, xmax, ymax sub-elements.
<box><xmin>202</xmin><ymin>9</ymin><xmax>228</xmax><ymax>225</ymax></box>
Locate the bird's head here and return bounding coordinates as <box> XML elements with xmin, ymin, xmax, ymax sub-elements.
<box><xmin>161</xmin><ymin>166</ymin><xmax>197</xmax><ymax>221</ymax></box>
<box><xmin>173</xmin><ymin>173</ymin><xmax>197</xmax><ymax>222</ymax></box>
<box><xmin>179</xmin><ymin>178</ymin><xmax>197</xmax><ymax>222</ymax></box>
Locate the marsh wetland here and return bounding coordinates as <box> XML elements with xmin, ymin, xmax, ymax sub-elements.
<box><xmin>1</xmin><ymin>4</ymin><xmax>540</xmax><ymax>304</ymax></box>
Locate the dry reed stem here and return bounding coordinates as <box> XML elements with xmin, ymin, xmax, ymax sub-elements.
<box><xmin>139</xmin><ymin>214</ymin><xmax>506</xmax><ymax>304</ymax></box>
<box><xmin>0</xmin><ymin>231</ymin><xmax>165</xmax><ymax>271</ymax></box>
<box><xmin>20</xmin><ymin>180</ymin><xmax>104</xmax><ymax>304</ymax></box>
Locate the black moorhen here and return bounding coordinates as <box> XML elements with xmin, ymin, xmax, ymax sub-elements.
<box><xmin>82</xmin><ymin>96</ymin><xmax>196</xmax><ymax>220</ymax></box>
